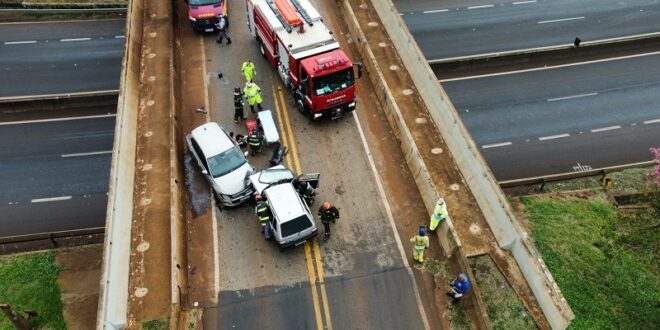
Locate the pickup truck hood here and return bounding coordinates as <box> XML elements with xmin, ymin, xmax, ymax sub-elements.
<box><xmin>188</xmin><ymin>2</ymin><xmax>224</xmax><ymax>20</ymax></box>
<box><xmin>213</xmin><ymin>162</ymin><xmax>251</xmax><ymax>195</ymax></box>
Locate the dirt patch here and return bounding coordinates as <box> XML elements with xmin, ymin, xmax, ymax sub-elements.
<box><xmin>56</xmin><ymin>245</ymin><xmax>102</xmax><ymax>330</ymax></box>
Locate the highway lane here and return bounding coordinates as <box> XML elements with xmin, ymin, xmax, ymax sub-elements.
<box><xmin>0</xmin><ymin>19</ymin><xmax>124</xmax><ymax>97</ymax></box>
<box><xmin>442</xmin><ymin>52</ymin><xmax>660</xmax><ymax>180</ymax></box>
<box><xmin>0</xmin><ymin>114</ymin><xmax>114</xmax><ymax>236</ymax></box>
<box><xmin>396</xmin><ymin>0</ymin><xmax>660</xmax><ymax>59</ymax></box>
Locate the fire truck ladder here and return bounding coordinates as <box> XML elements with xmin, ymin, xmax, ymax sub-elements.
<box><xmin>267</xmin><ymin>0</ymin><xmax>294</xmax><ymax>33</ymax></box>
<box><xmin>289</xmin><ymin>0</ymin><xmax>313</xmax><ymax>26</ymax></box>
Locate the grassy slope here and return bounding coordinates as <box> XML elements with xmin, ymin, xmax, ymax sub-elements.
<box><xmin>520</xmin><ymin>196</ymin><xmax>660</xmax><ymax>329</ymax></box>
<box><xmin>0</xmin><ymin>252</ymin><xmax>66</xmax><ymax>330</ymax></box>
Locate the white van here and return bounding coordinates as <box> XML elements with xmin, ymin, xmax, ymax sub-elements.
<box><xmin>250</xmin><ymin>166</ymin><xmax>320</xmax><ymax>248</ymax></box>
<box><xmin>187</xmin><ymin>122</ymin><xmax>255</xmax><ymax>207</ymax></box>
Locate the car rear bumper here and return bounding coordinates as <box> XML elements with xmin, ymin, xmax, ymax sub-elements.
<box><xmin>277</xmin><ymin>230</ymin><xmax>318</xmax><ymax>248</ymax></box>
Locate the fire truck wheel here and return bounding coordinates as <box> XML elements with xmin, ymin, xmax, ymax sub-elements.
<box><xmin>259</xmin><ymin>40</ymin><xmax>266</xmax><ymax>58</ymax></box>
<box><xmin>296</xmin><ymin>99</ymin><xmax>308</xmax><ymax>115</ymax></box>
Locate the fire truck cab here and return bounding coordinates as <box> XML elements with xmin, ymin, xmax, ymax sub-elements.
<box><xmin>186</xmin><ymin>0</ymin><xmax>228</xmax><ymax>32</ymax></box>
<box><xmin>246</xmin><ymin>0</ymin><xmax>361</xmax><ymax>120</ymax></box>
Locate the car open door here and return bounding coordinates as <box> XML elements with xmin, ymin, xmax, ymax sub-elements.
<box><xmin>293</xmin><ymin>173</ymin><xmax>320</xmax><ymax>189</ymax></box>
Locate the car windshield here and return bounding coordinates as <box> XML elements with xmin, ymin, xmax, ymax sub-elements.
<box><xmin>189</xmin><ymin>0</ymin><xmax>221</xmax><ymax>6</ymax></box>
<box><xmin>313</xmin><ymin>69</ymin><xmax>354</xmax><ymax>96</ymax></box>
<box><xmin>259</xmin><ymin>168</ymin><xmax>294</xmax><ymax>184</ymax></box>
<box><xmin>280</xmin><ymin>215</ymin><xmax>313</xmax><ymax>238</ymax></box>
<box><xmin>207</xmin><ymin>148</ymin><xmax>245</xmax><ymax>178</ymax></box>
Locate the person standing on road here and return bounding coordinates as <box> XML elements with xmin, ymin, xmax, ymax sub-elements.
<box><xmin>233</xmin><ymin>87</ymin><xmax>246</xmax><ymax>123</ymax></box>
<box><xmin>247</xmin><ymin>130</ymin><xmax>263</xmax><ymax>156</ymax></box>
<box><xmin>244</xmin><ymin>82</ymin><xmax>264</xmax><ymax>113</ymax></box>
<box><xmin>241</xmin><ymin>60</ymin><xmax>256</xmax><ymax>82</ymax></box>
<box><xmin>429</xmin><ymin>198</ymin><xmax>448</xmax><ymax>232</ymax></box>
<box><xmin>215</xmin><ymin>15</ymin><xmax>231</xmax><ymax>44</ymax></box>
<box><xmin>410</xmin><ymin>226</ymin><xmax>429</xmax><ymax>263</ymax></box>
<box><xmin>447</xmin><ymin>272</ymin><xmax>471</xmax><ymax>300</ymax></box>
<box><xmin>254</xmin><ymin>194</ymin><xmax>271</xmax><ymax>233</ymax></box>
<box><xmin>318</xmin><ymin>202</ymin><xmax>340</xmax><ymax>241</ymax></box>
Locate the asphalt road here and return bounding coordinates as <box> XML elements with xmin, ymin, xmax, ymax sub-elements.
<box><xmin>442</xmin><ymin>52</ymin><xmax>660</xmax><ymax>180</ymax></box>
<box><xmin>0</xmin><ymin>114</ymin><xmax>114</xmax><ymax>236</ymax></box>
<box><xmin>0</xmin><ymin>19</ymin><xmax>124</xmax><ymax>97</ymax></box>
<box><xmin>396</xmin><ymin>0</ymin><xmax>660</xmax><ymax>59</ymax></box>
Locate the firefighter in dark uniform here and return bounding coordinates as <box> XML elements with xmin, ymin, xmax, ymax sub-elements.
<box><xmin>247</xmin><ymin>130</ymin><xmax>263</xmax><ymax>156</ymax></box>
<box><xmin>318</xmin><ymin>202</ymin><xmax>340</xmax><ymax>241</ymax></box>
<box><xmin>254</xmin><ymin>194</ymin><xmax>271</xmax><ymax>234</ymax></box>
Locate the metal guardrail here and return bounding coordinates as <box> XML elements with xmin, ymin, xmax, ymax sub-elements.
<box><xmin>0</xmin><ymin>7</ymin><xmax>126</xmax><ymax>13</ymax></box>
<box><xmin>0</xmin><ymin>90</ymin><xmax>119</xmax><ymax>103</ymax></box>
<box><xmin>499</xmin><ymin>161</ymin><xmax>655</xmax><ymax>189</ymax></box>
<box><xmin>0</xmin><ymin>227</ymin><xmax>105</xmax><ymax>254</ymax></box>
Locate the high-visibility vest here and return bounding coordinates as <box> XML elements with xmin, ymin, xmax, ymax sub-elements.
<box><xmin>245</xmin><ymin>85</ymin><xmax>260</xmax><ymax>98</ymax></box>
<box><xmin>256</xmin><ymin>201</ymin><xmax>270</xmax><ymax>222</ymax></box>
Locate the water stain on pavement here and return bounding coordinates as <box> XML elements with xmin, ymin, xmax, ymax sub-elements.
<box><xmin>183</xmin><ymin>153</ymin><xmax>212</xmax><ymax>217</ymax></box>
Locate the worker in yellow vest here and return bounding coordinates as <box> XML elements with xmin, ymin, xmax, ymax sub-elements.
<box><xmin>429</xmin><ymin>198</ymin><xmax>448</xmax><ymax>232</ymax></box>
<box><xmin>241</xmin><ymin>60</ymin><xmax>256</xmax><ymax>82</ymax></box>
<box><xmin>244</xmin><ymin>82</ymin><xmax>264</xmax><ymax>113</ymax></box>
<box><xmin>410</xmin><ymin>226</ymin><xmax>430</xmax><ymax>263</ymax></box>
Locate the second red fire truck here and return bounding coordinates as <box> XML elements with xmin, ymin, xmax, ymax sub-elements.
<box><xmin>246</xmin><ymin>0</ymin><xmax>361</xmax><ymax>120</ymax></box>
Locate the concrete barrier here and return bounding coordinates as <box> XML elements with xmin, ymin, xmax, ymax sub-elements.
<box><xmin>360</xmin><ymin>0</ymin><xmax>574</xmax><ymax>328</ymax></box>
<box><xmin>0</xmin><ymin>91</ymin><xmax>118</xmax><ymax>115</ymax></box>
<box><xmin>430</xmin><ymin>33</ymin><xmax>660</xmax><ymax>75</ymax></box>
<box><xmin>96</xmin><ymin>0</ymin><xmax>142</xmax><ymax>328</ymax></box>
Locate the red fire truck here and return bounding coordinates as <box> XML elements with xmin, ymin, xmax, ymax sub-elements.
<box><xmin>186</xmin><ymin>0</ymin><xmax>228</xmax><ymax>32</ymax></box>
<box><xmin>246</xmin><ymin>0</ymin><xmax>362</xmax><ymax>120</ymax></box>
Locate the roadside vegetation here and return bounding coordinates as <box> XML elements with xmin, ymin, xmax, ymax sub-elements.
<box><xmin>0</xmin><ymin>252</ymin><xmax>66</xmax><ymax>329</ymax></box>
<box><xmin>517</xmin><ymin>163</ymin><xmax>660</xmax><ymax>329</ymax></box>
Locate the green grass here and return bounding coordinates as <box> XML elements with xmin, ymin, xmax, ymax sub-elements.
<box><xmin>141</xmin><ymin>318</ymin><xmax>169</xmax><ymax>330</ymax></box>
<box><xmin>544</xmin><ymin>167</ymin><xmax>653</xmax><ymax>194</ymax></box>
<box><xmin>520</xmin><ymin>195</ymin><xmax>660</xmax><ymax>329</ymax></box>
<box><xmin>0</xmin><ymin>252</ymin><xmax>66</xmax><ymax>330</ymax></box>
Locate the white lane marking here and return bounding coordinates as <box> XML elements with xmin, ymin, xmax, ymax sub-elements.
<box><xmin>538</xmin><ymin>16</ymin><xmax>585</xmax><ymax>24</ymax></box>
<box><xmin>399</xmin><ymin>13</ymin><xmax>405</xmax><ymax>16</ymax></box>
<box><xmin>547</xmin><ymin>92</ymin><xmax>598</xmax><ymax>102</ymax></box>
<box><xmin>31</xmin><ymin>196</ymin><xmax>72</xmax><ymax>203</ymax></box>
<box><xmin>439</xmin><ymin>50</ymin><xmax>660</xmax><ymax>82</ymax></box>
<box><xmin>423</xmin><ymin>9</ymin><xmax>449</xmax><ymax>14</ymax></box>
<box><xmin>4</xmin><ymin>40</ymin><xmax>37</xmax><ymax>45</ymax></box>
<box><xmin>644</xmin><ymin>118</ymin><xmax>660</xmax><ymax>124</ymax></box>
<box><xmin>513</xmin><ymin>0</ymin><xmax>537</xmax><ymax>4</ymax></box>
<box><xmin>61</xmin><ymin>150</ymin><xmax>112</xmax><ymax>158</ymax></box>
<box><xmin>482</xmin><ymin>141</ymin><xmax>512</xmax><ymax>149</ymax></box>
<box><xmin>0</xmin><ymin>113</ymin><xmax>116</xmax><ymax>126</ymax></box>
<box><xmin>468</xmin><ymin>5</ymin><xmax>494</xmax><ymax>9</ymax></box>
<box><xmin>351</xmin><ymin>111</ymin><xmax>431</xmax><ymax>330</ymax></box>
<box><xmin>114</xmin><ymin>35</ymin><xmax>125</xmax><ymax>39</ymax></box>
<box><xmin>539</xmin><ymin>133</ymin><xmax>570</xmax><ymax>141</ymax></box>
<box><xmin>590</xmin><ymin>125</ymin><xmax>621</xmax><ymax>133</ymax></box>
<box><xmin>60</xmin><ymin>37</ymin><xmax>92</xmax><ymax>42</ymax></box>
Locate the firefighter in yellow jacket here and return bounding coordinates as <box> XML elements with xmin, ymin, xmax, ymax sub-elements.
<box><xmin>410</xmin><ymin>226</ymin><xmax>430</xmax><ymax>263</ymax></box>
<box><xmin>241</xmin><ymin>60</ymin><xmax>256</xmax><ymax>82</ymax></box>
<box><xmin>429</xmin><ymin>198</ymin><xmax>448</xmax><ymax>232</ymax></box>
<box><xmin>244</xmin><ymin>82</ymin><xmax>264</xmax><ymax>113</ymax></box>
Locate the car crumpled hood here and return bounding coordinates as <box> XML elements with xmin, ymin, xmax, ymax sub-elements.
<box><xmin>213</xmin><ymin>162</ymin><xmax>251</xmax><ymax>195</ymax></box>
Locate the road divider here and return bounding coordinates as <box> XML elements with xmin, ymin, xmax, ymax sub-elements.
<box><xmin>0</xmin><ymin>90</ymin><xmax>119</xmax><ymax>115</ymax></box>
<box><xmin>0</xmin><ymin>227</ymin><xmax>104</xmax><ymax>255</ymax></box>
<box><xmin>430</xmin><ymin>32</ymin><xmax>660</xmax><ymax>77</ymax></box>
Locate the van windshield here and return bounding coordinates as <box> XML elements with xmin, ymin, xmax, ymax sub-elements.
<box><xmin>259</xmin><ymin>168</ymin><xmax>294</xmax><ymax>184</ymax></box>
<box><xmin>207</xmin><ymin>148</ymin><xmax>245</xmax><ymax>178</ymax></box>
<box><xmin>280</xmin><ymin>215</ymin><xmax>312</xmax><ymax>238</ymax></box>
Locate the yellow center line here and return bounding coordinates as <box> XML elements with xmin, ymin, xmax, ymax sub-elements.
<box><xmin>272</xmin><ymin>87</ymin><xmax>323</xmax><ymax>330</ymax></box>
<box><xmin>313</xmin><ymin>240</ymin><xmax>333</xmax><ymax>330</ymax></box>
<box><xmin>276</xmin><ymin>87</ymin><xmax>333</xmax><ymax>330</ymax></box>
